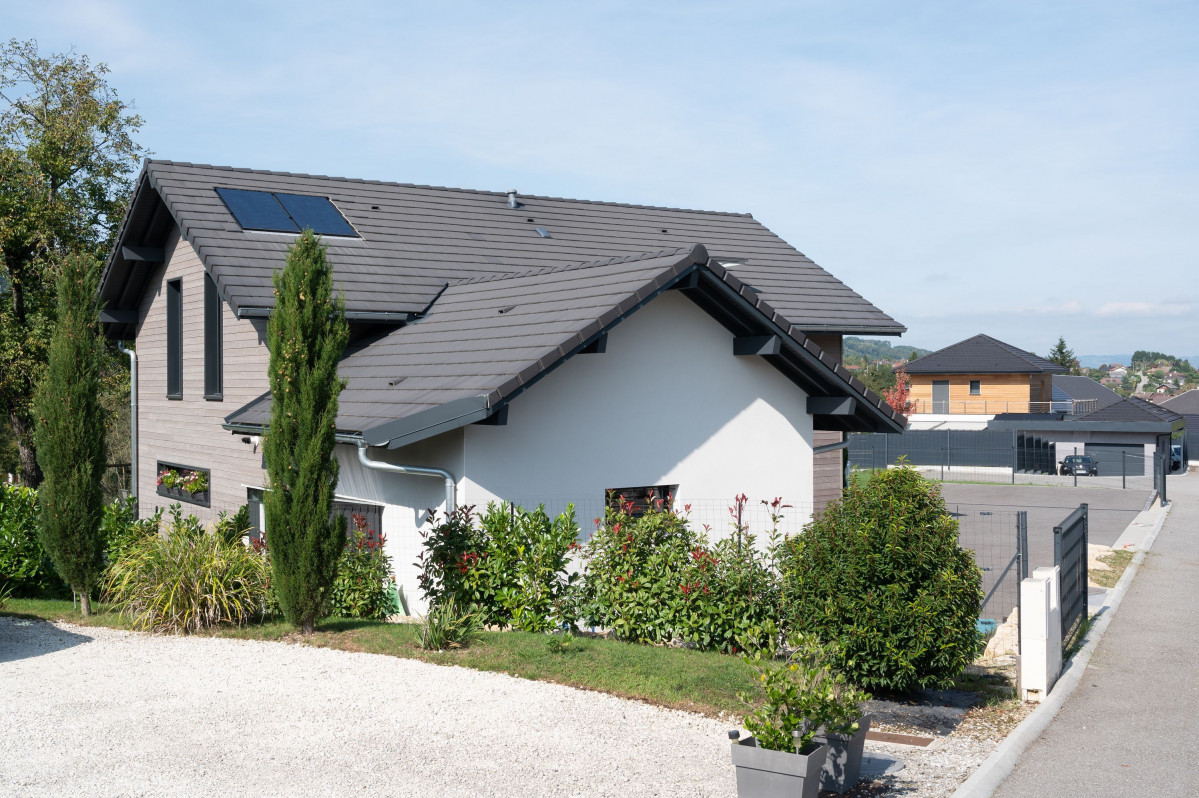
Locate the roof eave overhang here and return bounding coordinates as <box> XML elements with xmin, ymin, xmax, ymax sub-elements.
<box><xmin>988</xmin><ymin>419</ymin><xmax>1184</xmax><ymax>434</ymax></box>
<box><xmin>356</xmin><ymin>256</ymin><xmax>904</xmax><ymax>450</ymax></box>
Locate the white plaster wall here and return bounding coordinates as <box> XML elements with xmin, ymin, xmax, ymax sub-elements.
<box><xmin>906</xmin><ymin>414</ymin><xmax>995</xmax><ymax>431</ymax></box>
<box><xmin>462</xmin><ymin>290</ymin><xmax>814</xmax><ymax>530</ymax></box>
<box><xmin>348</xmin><ymin>292</ymin><xmax>818</xmax><ymax>614</ymax></box>
<box><xmin>334</xmin><ymin>433</ymin><xmax>464</xmax><ymax>615</ymax></box>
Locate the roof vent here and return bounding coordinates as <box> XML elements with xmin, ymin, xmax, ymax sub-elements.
<box><xmin>535</xmin><ymin>227</ymin><xmax>552</xmax><ymax>238</ymax></box>
<box><xmin>507</xmin><ymin>190</ymin><xmax>520</xmax><ymax>209</ymax></box>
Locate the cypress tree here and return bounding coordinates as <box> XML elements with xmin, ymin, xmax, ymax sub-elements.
<box><xmin>32</xmin><ymin>254</ymin><xmax>108</xmax><ymax>615</ymax></box>
<box><xmin>263</xmin><ymin>230</ymin><xmax>349</xmax><ymax>634</ymax></box>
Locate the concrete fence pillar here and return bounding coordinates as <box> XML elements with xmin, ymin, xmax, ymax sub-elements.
<box><xmin>1019</xmin><ymin>565</ymin><xmax>1063</xmax><ymax>702</ymax></box>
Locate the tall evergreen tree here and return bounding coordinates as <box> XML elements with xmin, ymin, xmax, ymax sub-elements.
<box><xmin>32</xmin><ymin>253</ymin><xmax>107</xmax><ymax>614</ymax></box>
<box><xmin>263</xmin><ymin>231</ymin><xmax>349</xmax><ymax>634</ymax></box>
<box><xmin>1047</xmin><ymin>336</ymin><xmax>1080</xmax><ymax>375</ymax></box>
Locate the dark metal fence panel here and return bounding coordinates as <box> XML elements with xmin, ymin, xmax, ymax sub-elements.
<box><xmin>1054</xmin><ymin>503</ymin><xmax>1089</xmax><ymax>655</ymax></box>
<box><xmin>850</xmin><ymin>432</ymin><xmax>1156</xmax><ymax>490</ymax></box>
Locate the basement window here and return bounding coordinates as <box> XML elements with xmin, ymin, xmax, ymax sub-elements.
<box><xmin>605</xmin><ymin>484</ymin><xmax>679</xmax><ymax>516</ymax></box>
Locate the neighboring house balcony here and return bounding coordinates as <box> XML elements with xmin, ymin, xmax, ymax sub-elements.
<box><xmin>907</xmin><ymin>398</ymin><xmax>1100</xmax><ymax>416</ymax></box>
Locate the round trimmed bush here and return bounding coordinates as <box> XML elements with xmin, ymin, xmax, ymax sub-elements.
<box><xmin>778</xmin><ymin>466</ymin><xmax>982</xmax><ymax>692</ymax></box>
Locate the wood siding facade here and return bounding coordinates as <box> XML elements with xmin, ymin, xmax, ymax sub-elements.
<box><xmin>909</xmin><ymin>373</ymin><xmax>1033</xmax><ymax>413</ymax></box>
<box><xmin>135</xmin><ymin>227</ymin><xmax>269</xmax><ymax>521</ymax></box>
<box><xmin>808</xmin><ymin>334</ymin><xmax>844</xmax><ymax>515</ymax></box>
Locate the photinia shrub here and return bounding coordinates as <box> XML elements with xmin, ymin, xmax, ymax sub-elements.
<box><xmin>778</xmin><ymin>465</ymin><xmax>982</xmax><ymax>692</ymax></box>
<box><xmin>329</xmin><ymin>512</ymin><xmax>396</xmax><ymax>620</ymax></box>
<box><xmin>578</xmin><ymin>494</ymin><xmax>786</xmax><ymax>653</ymax></box>
<box><xmin>418</xmin><ymin>503</ymin><xmax>580</xmax><ymax>632</ymax></box>
<box><xmin>0</xmin><ymin>483</ymin><xmax>65</xmax><ymax>597</ymax></box>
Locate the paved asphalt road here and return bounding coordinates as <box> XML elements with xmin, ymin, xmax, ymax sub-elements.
<box><xmin>992</xmin><ymin>471</ymin><xmax>1199</xmax><ymax>797</ymax></box>
<box><xmin>941</xmin><ymin>482</ymin><xmax>1152</xmax><ymax>574</ymax></box>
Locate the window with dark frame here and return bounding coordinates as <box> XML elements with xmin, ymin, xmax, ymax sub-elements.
<box><xmin>166</xmin><ymin>278</ymin><xmax>182</xmax><ymax>398</ymax></box>
<box><xmin>245</xmin><ymin>492</ymin><xmax>384</xmax><ymax>547</ymax></box>
<box><xmin>204</xmin><ymin>273</ymin><xmax>223</xmax><ymax>399</ymax></box>
<box><xmin>604</xmin><ymin>484</ymin><xmax>679</xmax><ymax>517</ymax></box>
<box><xmin>969</xmin><ymin>380</ymin><xmax>981</xmax><ymax>395</ymax></box>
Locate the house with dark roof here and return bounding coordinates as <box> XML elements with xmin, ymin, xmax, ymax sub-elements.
<box><xmin>899</xmin><ymin>334</ymin><xmax>1068</xmax><ymax>429</ymax></box>
<box><xmin>100</xmin><ymin>160</ymin><xmax>906</xmax><ymax>612</ymax></box>
<box><xmin>1162</xmin><ymin>389</ymin><xmax>1199</xmax><ymax>463</ymax></box>
<box><xmin>1051</xmin><ymin>375</ymin><xmax>1122</xmax><ymax>413</ymax></box>
<box><xmin>988</xmin><ymin>396</ymin><xmax>1183</xmax><ymax>481</ymax></box>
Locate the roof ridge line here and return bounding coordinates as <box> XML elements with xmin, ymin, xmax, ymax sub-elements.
<box><xmin>447</xmin><ymin>246</ymin><xmax>702</xmax><ymax>286</ymax></box>
<box><xmin>144</xmin><ymin>159</ymin><xmax>752</xmax><ymax>217</ymax></box>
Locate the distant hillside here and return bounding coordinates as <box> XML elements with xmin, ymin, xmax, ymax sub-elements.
<box><xmin>1078</xmin><ymin>354</ymin><xmax>1199</xmax><ymax>369</ymax></box>
<box><xmin>1077</xmin><ymin>354</ymin><xmax>1133</xmax><ymax>368</ymax></box>
<box><xmin>844</xmin><ymin>337</ymin><xmax>932</xmax><ymax>363</ymax></box>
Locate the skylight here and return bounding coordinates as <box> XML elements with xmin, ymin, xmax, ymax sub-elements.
<box><xmin>215</xmin><ymin>188</ymin><xmax>358</xmax><ymax>237</ymax></box>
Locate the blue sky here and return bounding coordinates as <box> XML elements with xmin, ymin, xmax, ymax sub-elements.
<box><xmin>7</xmin><ymin>0</ymin><xmax>1197</xmax><ymax>356</ymax></box>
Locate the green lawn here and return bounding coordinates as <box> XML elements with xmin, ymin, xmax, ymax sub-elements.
<box><xmin>2</xmin><ymin>598</ymin><xmax>756</xmax><ymax>717</ymax></box>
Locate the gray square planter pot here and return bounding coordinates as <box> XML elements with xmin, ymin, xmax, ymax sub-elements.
<box><xmin>729</xmin><ymin>736</ymin><xmax>827</xmax><ymax>798</ymax></box>
<box><xmin>814</xmin><ymin>714</ymin><xmax>872</xmax><ymax>794</ymax></box>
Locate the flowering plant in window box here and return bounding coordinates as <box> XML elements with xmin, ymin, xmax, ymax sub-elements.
<box><xmin>156</xmin><ymin>465</ymin><xmax>211</xmax><ymax>506</ymax></box>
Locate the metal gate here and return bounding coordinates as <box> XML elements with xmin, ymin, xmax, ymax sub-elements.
<box><xmin>1054</xmin><ymin>503</ymin><xmax>1089</xmax><ymax>655</ymax></box>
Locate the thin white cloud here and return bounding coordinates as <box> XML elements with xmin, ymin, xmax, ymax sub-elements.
<box><xmin>1097</xmin><ymin>301</ymin><xmax>1191</xmax><ymax>318</ymax></box>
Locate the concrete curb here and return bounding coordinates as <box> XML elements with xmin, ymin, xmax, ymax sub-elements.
<box><xmin>949</xmin><ymin>499</ymin><xmax>1173</xmax><ymax>798</ymax></box>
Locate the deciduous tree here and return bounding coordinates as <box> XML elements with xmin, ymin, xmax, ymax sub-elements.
<box><xmin>0</xmin><ymin>39</ymin><xmax>146</xmax><ymax>485</ymax></box>
<box><xmin>263</xmin><ymin>231</ymin><xmax>349</xmax><ymax>634</ymax></box>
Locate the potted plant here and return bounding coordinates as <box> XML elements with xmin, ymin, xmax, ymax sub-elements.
<box><xmin>810</xmin><ymin>672</ymin><xmax>871</xmax><ymax>794</ymax></box>
<box><xmin>731</xmin><ymin>633</ymin><xmax>857</xmax><ymax>798</ymax></box>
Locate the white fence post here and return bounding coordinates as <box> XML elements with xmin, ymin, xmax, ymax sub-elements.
<box><xmin>1019</xmin><ymin>565</ymin><xmax>1063</xmax><ymax>702</ymax></box>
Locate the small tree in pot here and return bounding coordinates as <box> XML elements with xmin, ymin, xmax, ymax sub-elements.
<box><xmin>731</xmin><ymin>634</ymin><xmax>869</xmax><ymax>798</ymax></box>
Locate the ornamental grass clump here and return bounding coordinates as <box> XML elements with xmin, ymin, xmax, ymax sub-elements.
<box><xmin>418</xmin><ymin>595</ymin><xmax>482</xmax><ymax>651</ymax></box>
<box><xmin>104</xmin><ymin>526</ymin><xmax>271</xmax><ymax>633</ymax></box>
<box><xmin>739</xmin><ymin>633</ymin><xmax>870</xmax><ymax>752</ymax></box>
<box><xmin>778</xmin><ymin>465</ymin><xmax>983</xmax><ymax>693</ymax></box>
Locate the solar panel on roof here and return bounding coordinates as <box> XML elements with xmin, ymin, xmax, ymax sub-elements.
<box><xmin>275</xmin><ymin>193</ymin><xmax>357</xmax><ymax>237</ymax></box>
<box><xmin>215</xmin><ymin>188</ymin><xmax>298</xmax><ymax>232</ymax></box>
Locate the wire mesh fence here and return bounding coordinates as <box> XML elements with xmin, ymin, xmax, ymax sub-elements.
<box><xmin>849</xmin><ymin>431</ymin><xmax>1161</xmax><ymax>492</ymax></box>
<box><xmin>951</xmin><ymin>506</ymin><xmax>1025</xmax><ymax>638</ymax></box>
<box><xmin>500</xmin><ymin>497</ymin><xmax>817</xmax><ymax>548</ymax></box>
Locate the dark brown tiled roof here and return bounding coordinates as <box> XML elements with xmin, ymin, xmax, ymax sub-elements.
<box><xmin>1073</xmin><ymin>396</ymin><xmax>1182</xmax><ymax>424</ymax></box>
<box><xmin>903</xmin><ymin>334</ymin><xmax>1067</xmax><ymax>375</ymax></box>
<box><xmin>225</xmin><ymin>245</ymin><xmax>907</xmax><ymax>445</ymax></box>
<box><xmin>100</xmin><ymin>160</ymin><xmax>905</xmax><ymax>336</ymax></box>
<box><xmin>1162</xmin><ymin>389</ymin><xmax>1199</xmax><ymax>415</ymax></box>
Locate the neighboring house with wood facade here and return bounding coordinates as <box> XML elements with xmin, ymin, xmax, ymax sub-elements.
<box><xmin>98</xmin><ymin>160</ymin><xmax>907</xmax><ymax>612</ymax></box>
<box><xmin>901</xmin><ymin>334</ymin><xmax>1068</xmax><ymax>430</ymax></box>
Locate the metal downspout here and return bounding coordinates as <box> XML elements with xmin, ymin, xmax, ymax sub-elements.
<box><xmin>356</xmin><ymin>440</ymin><xmax>456</xmax><ymax>511</ymax></box>
<box><xmin>117</xmin><ymin>342</ymin><xmax>137</xmax><ymax>506</ymax></box>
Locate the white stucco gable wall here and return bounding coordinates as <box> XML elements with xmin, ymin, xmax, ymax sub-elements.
<box><xmin>462</xmin><ymin>290</ymin><xmax>815</xmax><ymax>523</ymax></box>
<box><xmin>340</xmin><ymin>290</ymin><xmax>819</xmax><ymax>615</ymax></box>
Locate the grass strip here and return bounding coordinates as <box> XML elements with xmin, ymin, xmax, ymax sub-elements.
<box><xmin>2</xmin><ymin>598</ymin><xmax>755</xmax><ymax>717</ymax></box>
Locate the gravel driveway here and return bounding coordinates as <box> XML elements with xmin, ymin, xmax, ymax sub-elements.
<box><xmin>0</xmin><ymin>617</ymin><xmax>734</xmax><ymax>797</ymax></box>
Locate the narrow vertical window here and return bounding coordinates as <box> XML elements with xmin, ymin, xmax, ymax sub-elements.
<box><xmin>166</xmin><ymin>278</ymin><xmax>182</xmax><ymax>398</ymax></box>
<box><xmin>204</xmin><ymin>273</ymin><xmax>223</xmax><ymax>399</ymax></box>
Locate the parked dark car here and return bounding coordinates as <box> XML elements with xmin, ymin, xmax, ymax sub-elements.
<box><xmin>1059</xmin><ymin>455</ymin><xmax>1100</xmax><ymax>476</ymax></box>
